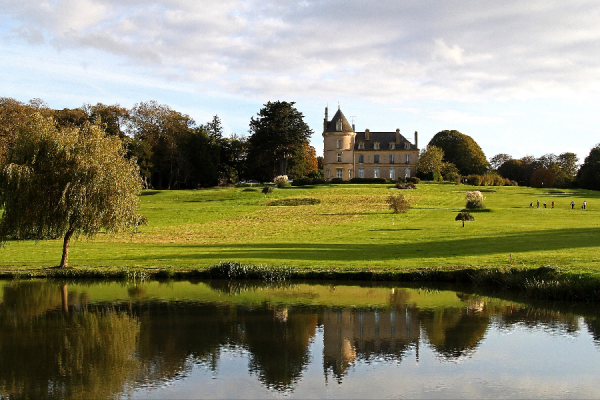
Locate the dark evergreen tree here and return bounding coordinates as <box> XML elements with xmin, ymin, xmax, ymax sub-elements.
<box><xmin>577</xmin><ymin>144</ymin><xmax>600</xmax><ymax>190</ymax></box>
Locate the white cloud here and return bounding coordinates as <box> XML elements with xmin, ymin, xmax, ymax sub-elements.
<box><xmin>432</xmin><ymin>38</ymin><xmax>465</xmax><ymax>66</ymax></box>
<box><xmin>429</xmin><ymin>110</ymin><xmax>506</xmax><ymax>125</ymax></box>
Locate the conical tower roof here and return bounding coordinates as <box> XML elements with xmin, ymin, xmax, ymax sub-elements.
<box><xmin>326</xmin><ymin>108</ymin><xmax>354</xmax><ymax>133</ymax></box>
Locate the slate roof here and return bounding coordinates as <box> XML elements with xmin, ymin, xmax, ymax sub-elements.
<box><xmin>325</xmin><ymin>109</ymin><xmax>354</xmax><ymax>133</ymax></box>
<box><xmin>354</xmin><ymin>131</ymin><xmax>416</xmax><ymax>151</ymax></box>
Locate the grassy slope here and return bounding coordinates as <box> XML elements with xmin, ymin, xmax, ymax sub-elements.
<box><xmin>1</xmin><ymin>183</ymin><xmax>599</xmax><ymax>274</ymax></box>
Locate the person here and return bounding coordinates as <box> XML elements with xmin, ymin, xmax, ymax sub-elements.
<box><xmin>543</xmin><ymin>202</ymin><xmax>547</xmax><ymax>208</ymax></box>
<box><xmin>571</xmin><ymin>201</ymin><xmax>575</xmax><ymax>209</ymax></box>
<box><xmin>552</xmin><ymin>201</ymin><xmax>555</xmax><ymax>209</ymax></box>
<box><xmin>584</xmin><ymin>201</ymin><xmax>587</xmax><ymax>210</ymax></box>
<box><xmin>537</xmin><ymin>200</ymin><xmax>540</xmax><ymax>208</ymax></box>
<box><xmin>530</xmin><ymin>201</ymin><xmax>533</xmax><ymax>207</ymax></box>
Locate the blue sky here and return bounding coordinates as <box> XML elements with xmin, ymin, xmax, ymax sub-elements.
<box><xmin>2</xmin><ymin>0</ymin><xmax>600</xmax><ymax>163</ymax></box>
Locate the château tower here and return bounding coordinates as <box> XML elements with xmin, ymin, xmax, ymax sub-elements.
<box><xmin>322</xmin><ymin>106</ymin><xmax>356</xmax><ymax>180</ymax></box>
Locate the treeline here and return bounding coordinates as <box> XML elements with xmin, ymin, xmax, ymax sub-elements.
<box><xmin>416</xmin><ymin>129</ymin><xmax>599</xmax><ymax>189</ymax></box>
<box><xmin>0</xmin><ymin>98</ymin><xmax>320</xmax><ymax>189</ymax></box>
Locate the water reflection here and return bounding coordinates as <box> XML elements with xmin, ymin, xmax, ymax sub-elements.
<box><xmin>0</xmin><ymin>280</ymin><xmax>599</xmax><ymax>398</ymax></box>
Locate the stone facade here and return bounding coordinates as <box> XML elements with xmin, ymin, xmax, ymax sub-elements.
<box><xmin>322</xmin><ymin>107</ymin><xmax>419</xmax><ymax>181</ymax></box>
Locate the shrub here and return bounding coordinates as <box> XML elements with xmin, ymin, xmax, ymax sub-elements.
<box><xmin>396</xmin><ymin>177</ymin><xmax>407</xmax><ymax>184</ymax></box>
<box><xmin>386</xmin><ymin>193</ymin><xmax>411</xmax><ymax>213</ymax></box>
<box><xmin>455</xmin><ymin>211</ymin><xmax>474</xmax><ymax>227</ymax></box>
<box><xmin>349</xmin><ymin>178</ymin><xmax>387</xmax><ymax>184</ymax></box>
<box><xmin>331</xmin><ymin>177</ymin><xmax>344</xmax><ymax>184</ymax></box>
<box><xmin>266</xmin><ymin>198</ymin><xmax>320</xmax><ymax>206</ymax></box>
<box><xmin>493</xmin><ymin>174</ymin><xmax>505</xmax><ymax>186</ymax></box>
<box><xmin>291</xmin><ymin>177</ymin><xmax>313</xmax><ymax>186</ymax></box>
<box><xmin>312</xmin><ymin>178</ymin><xmax>326</xmax><ymax>185</ymax></box>
<box><xmin>465</xmin><ymin>191</ymin><xmax>484</xmax><ymax>209</ymax></box>
<box><xmin>406</xmin><ymin>177</ymin><xmax>421</xmax><ymax>184</ymax></box>
<box><xmin>262</xmin><ymin>186</ymin><xmax>273</xmax><ymax>198</ymax></box>
<box><xmin>467</xmin><ymin>174</ymin><xmax>482</xmax><ymax>186</ymax></box>
<box><xmin>274</xmin><ymin>175</ymin><xmax>290</xmax><ymax>188</ymax></box>
<box><xmin>444</xmin><ymin>171</ymin><xmax>461</xmax><ymax>182</ymax></box>
<box><xmin>395</xmin><ymin>182</ymin><xmax>416</xmax><ymax>190</ymax></box>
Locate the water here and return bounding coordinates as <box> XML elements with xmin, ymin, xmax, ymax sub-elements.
<box><xmin>1</xmin><ymin>280</ymin><xmax>600</xmax><ymax>399</ymax></box>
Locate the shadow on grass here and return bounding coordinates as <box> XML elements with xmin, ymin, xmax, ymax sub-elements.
<box><xmin>122</xmin><ymin>227</ymin><xmax>600</xmax><ymax>264</ymax></box>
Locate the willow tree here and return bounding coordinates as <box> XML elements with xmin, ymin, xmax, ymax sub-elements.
<box><xmin>0</xmin><ymin>114</ymin><xmax>146</xmax><ymax>267</ymax></box>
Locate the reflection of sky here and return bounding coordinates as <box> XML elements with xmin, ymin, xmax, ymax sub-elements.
<box><xmin>131</xmin><ymin>321</ymin><xmax>600</xmax><ymax>399</ymax></box>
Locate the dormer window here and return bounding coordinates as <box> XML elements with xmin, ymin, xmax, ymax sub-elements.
<box><xmin>404</xmin><ymin>143</ymin><xmax>410</xmax><ymax>150</ymax></box>
<box><xmin>374</xmin><ymin>142</ymin><xmax>380</xmax><ymax>150</ymax></box>
<box><xmin>358</xmin><ymin>142</ymin><xmax>364</xmax><ymax>150</ymax></box>
<box><xmin>389</xmin><ymin>143</ymin><xmax>395</xmax><ymax>150</ymax></box>
<box><xmin>336</xmin><ymin>118</ymin><xmax>342</xmax><ymax>131</ymax></box>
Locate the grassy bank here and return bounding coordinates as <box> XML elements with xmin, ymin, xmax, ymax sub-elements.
<box><xmin>1</xmin><ymin>182</ymin><xmax>600</xmax><ymax>297</ymax></box>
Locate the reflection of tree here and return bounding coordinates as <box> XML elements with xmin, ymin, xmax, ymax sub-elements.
<box><xmin>420</xmin><ymin>306</ymin><xmax>490</xmax><ymax>360</ymax></box>
<box><xmin>0</xmin><ymin>282</ymin><xmax>139</xmax><ymax>399</ymax></box>
<box><xmin>240</xmin><ymin>306</ymin><xmax>317</xmax><ymax>391</ymax></box>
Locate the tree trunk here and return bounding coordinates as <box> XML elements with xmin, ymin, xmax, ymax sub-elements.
<box><xmin>60</xmin><ymin>227</ymin><xmax>75</xmax><ymax>268</ymax></box>
<box><xmin>60</xmin><ymin>283</ymin><xmax>69</xmax><ymax>314</ymax></box>
<box><xmin>462</xmin><ymin>220</ymin><xmax>465</xmax><ymax>228</ymax></box>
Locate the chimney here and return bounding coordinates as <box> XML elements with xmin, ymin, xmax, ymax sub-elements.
<box><xmin>414</xmin><ymin>131</ymin><xmax>418</xmax><ymax>148</ymax></box>
<box><xmin>324</xmin><ymin>107</ymin><xmax>328</xmax><ymax>131</ymax></box>
<box><xmin>365</xmin><ymin>129</ymin><xmax>370</xmax><ymax>141</ymax></box>
<box><xmin>352</xmin><ymin>123</ymin><xmax>355</xmax><ymax>132</ymax></box>
<box><xmin>396</xmin><ymin>128</ymin><xmax>400</xmax><ymax>144</ymax></box>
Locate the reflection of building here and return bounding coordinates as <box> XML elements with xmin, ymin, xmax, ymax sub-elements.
<box><xmin>322</xmin><ymin>307</ymin><xmax>420</xmax><ymax>380</ymax></box>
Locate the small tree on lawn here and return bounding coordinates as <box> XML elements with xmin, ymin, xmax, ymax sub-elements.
<box><xmin>262</xmin><ymin>186</ymin><xmax>273</xmax><ymax>198</ymax></box>
<box><xmin>455</xmin><ymin>212</ymin><xmax>474</xmax><ymax>227</ymax></box>
<box><xmin>0</xmin><ymin>114</ymin><xmax>147</xmax><ymax>268</ymax></box>
<box><xmin>387</xmin><ymin>193</ymin><xmax>410</xmax><ymax>214</ymax></box>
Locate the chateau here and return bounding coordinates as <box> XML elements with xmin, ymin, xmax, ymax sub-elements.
<box><xmin>322</xmin><ymin>106</ymin><xmax>420</xmax><ymax>181</ymax></box>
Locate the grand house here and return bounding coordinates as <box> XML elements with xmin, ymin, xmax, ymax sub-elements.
<box><xmin>322</xmin><ymin>106</ymin><xmax>420</xmax><ymax>181</ymax></box>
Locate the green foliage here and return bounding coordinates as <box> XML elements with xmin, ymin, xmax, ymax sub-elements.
<box><xmin>577</xmin><ymin>145</ymin><xmax>600</xmax><ymax>190</ymax></box>
<box><xmin>330</xmin><ymin>177</ymin><xmax>344</xmax><ymax>184</ymax></box>
<box><xmin>349</xmin><ymin>177</ymin><xmax>387</xmax><ymax>184</ymax></box>
<box><xmin>246</xmin><ymin>101</ymin><xmax>313</xmax><ymax>181</ymax></box>
<box><xmin>386</xmin><ymin>193</ymin><xmax>411</xmax><ymax>213</ymax></box>
<box><xmin>406</xmin><ymin>177</ymin><xmax>421</xmax><ymax>184</ymax></box>
<box><xmin>530</xmin><ymin>168</ymin><xmax>555</xmax><ymax>188</ymax></box>
<box><xmin>206</xmin><ymin>261</ymin><xmax>293</xmax><ymax>281</ymax></box>
<box><xmin>416</xmin><ymin>145</ymin><xmax>444</xmax><ymax>176</ymax></box>
<box><xmin>266</xmin><ymin>198</ymin><xmax>320</xmax><ymax>206</ymax></box>
<box><xmin>262</xmin><ymin>186</ymin><xmax>273</xmax><ymax>197</ymax></box>
<box><xmin>0</xmin><ymin>114</ymin><xmax>146</xmax><ymax>267</ymax></box>
<box><xmin>429</xmin><ymin>130</ymin><xmax>490</xmax><ymax>175</ymax></box>
<box><xmin>291</xmin><ymin>177</ymin><xmax>314</xmax><ymax>186</ymax></box>
<box><xmin>489</xmin><ymin>153</ymin><xmax>512</xmax><ymax>171</ymax></box>
<box><xmin>455</xmin><ymin>211</ymin><xmax>475</xmax><ymax>227</ymax></box>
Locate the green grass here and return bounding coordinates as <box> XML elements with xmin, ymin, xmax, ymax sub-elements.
<box><xmin>1</xmin><ymin>183</ymin><xmax>599</xmax><ymax>276</ymax></box>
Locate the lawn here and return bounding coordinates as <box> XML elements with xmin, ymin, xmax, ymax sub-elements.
<box><xmin>1</xmin><ymin>183</ymin><xmax>599</xmax><ymax>274</ymax></box>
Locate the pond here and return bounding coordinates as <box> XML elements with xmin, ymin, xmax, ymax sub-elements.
<box><xmin>1</xmin><ymin>279</ymin><xmax>600</xmax><ymax>399</ymax></box>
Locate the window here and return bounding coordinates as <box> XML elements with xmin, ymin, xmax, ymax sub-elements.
<box><xmin>374</xmin><ymin>167</ymin><xmax>380</xmax><ymax>178</ymax></box>
<box><xmin>374</xmin><ymin>142</ymin><xmax>380</xmax><ymax>150</ymax></box>
<box><xmin>336</xmin><ymin>139</ymin><xmax>341</xmax><ymax>149</ymax></box>
<box><xmin>405</xmin><ymin>167</ymin><xmax>410</xmax><ymax>178</ymax></box>
<box><xmin>389</xmin><ymin>168</ymin><xmax>395</xmax><ymax>180</ymax></box>
<box><xmin>337</xmin><ymin>153</ymin><xmax>342</xmax><ymax>162</ymax></box>
<box><xmin>358</xmin><ymin>168</ymin><xmax>365</xmax><ymax>178</ymax></box>
<box><xmin>389</xmin><ymin>154</ymin><xmax>395</xmax><ymax>164</ymax></box>
<box><xmin>336</xmin><ymin>119</ymin><xmax>342</xmax><ymax>131</ymax></box>
<box><xmin>336</xmin><ymin>169</ymin><xmax>343</xmax><ymax>179</ymax></box>
<box><xmin>358</xmin><ymin>154</ymin><xmax>364</xmax><ymax>164</ymax></box>
<box><xmin>389</xmin><ymin>143</ymin><xmax>395</xmax><ymax>150</ymax></box>
<box><xmin>405</xmin><ymin>154</ymin><xmax>410</xmax><ymax>164</ymax></box>
<box><xmin>327</xmin><ymin>169</ymin><xmax>330</xmax><ymax>179</ymax></box>
<box><xmin>348</xmin><ymin>169</ymin><xmax>352</xmax><ymax>180</ymax></box>
<box><xmin>374</xmin><ymin>154</ymin><xmax>379</xmax><ymax>164</ymax></box>
<box><xmin>405</xmin><ymin>143</ymin><xmax>410</xmax><ymax>150</ymax></box>
<box><xmin>358</xmin><ymin>142</ymin><xmax>364</xmax><ymax>150</ymax></box>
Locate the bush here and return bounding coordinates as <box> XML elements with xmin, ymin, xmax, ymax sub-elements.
<box><xmin>395</xmin><ymin>182</ymin><xmax>416</xmax><ymax>190</ymax></box>
<box><xmin>262</xmin><ymin>186</ymin><xmax>273</xmax><ymax>197</ymax></box>
<box><xmin>465</xmin><ymin>191</ymin><xmax>484</xmax><ymax>209</ymax></box>
<box><xmin>406</xmin><ymin>177</ymin><xmax>421</xmax><ymax>184</ymax></box>
<box><xmin>266</xmin><ymin>198</ymin><xmax>320</xmax><ymax>206</ymax></box>
<box><xmin>274</xmin><ymin>175</ymin><xmax>290</xmax><ymax>188</ymax></box>
<box><xmin>331</xmin><ymin>177</ymin><xmax>344</xmax><ymax>184</ymax></box>
<box><xmin>386</xmin><ymin>193</ymin><xmax>411</xmax><ymax>213</ymax></box>
<box><xmin>421</xmin><ymin>171</ymin><xmax>442</xmax><ymax>181</ymax></box>
<box><xmin>312</xmin><ymin>178</ymin><xmax>326</xmax><ymax>185</ymax></box>
<box><xmin>444</xmin><ymin>171</ymin><xmax>461</xmax><ymax>182</ymax></box>
<box><xmin>291</xmin><ymin>177</ymin><xmax>313</xmax><ymax>186</ymax></box>
<box><xmin>455</xmin><ymin>211</ymin><xmax>475</xmax><ymax>227</ymax></box>
<box><xmin>467</xmin><ymin>174</ymin><xmax>482</xmax><ymax>186</ymax></box>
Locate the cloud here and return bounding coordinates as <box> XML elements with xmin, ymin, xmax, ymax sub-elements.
<box><xmin>3</xmin><ymin>0</ymin><xmax>600</xmax><ymax>103</ymax></box>
<box><xmin>429</xmin><ymin>110</ymin><xmax>506</xmax><ymax>125</ymax></box>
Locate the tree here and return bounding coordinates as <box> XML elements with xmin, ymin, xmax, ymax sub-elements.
<box><xmin>429</xmin><ymin>130</ymin><xmax>490</xmax><ymax>175</ymax></box>
<box><xmin>247</xmin><ymin>101</ymin><xmax>313</xmax><ymax>182</ymax></box>
<box><xmin>0</xmin><ymin>114</ymin><xmax>146</xmax><ymax>268</ymax></box>
<box><xmin>0</xmin><ymin>97</ymin><xmax>51</xmax><ymax>161</ymax></box>
<box><xmin>416</xmin><ymin>145</ymin><xmax>445</xmax><ymax>177</ymax></box>
<box><xmin>455</xmin><ymin>212</ymin><xmax>474</xmax><ymax>228</ymax></box>
<box><xmin>530</xmin><ymin>168</ymin><xmax>555</xmax><ymax>188</ymax></box>
<box><xmin>497</xmin><ymin>159</ymin><xmax>524</xmax><ymax>184</ymax></box>
<box><xmin>577</xmin><ymin>144</ymin><xmax>600</xmax><ymax>190</ymax></box>
<box><xmin>286</xmin><ymin>142</ymin><xmax>319</xmax><ymax>179</ymax></box>
<box><xmin>387</xmin><ymin>193</ymin><xmax>410</xmax><ymax>213</ymax></box>
<box><xmin>489</xmin><ymin>153</ymin><xmax>512</xmax><ymax>171</ymax></box>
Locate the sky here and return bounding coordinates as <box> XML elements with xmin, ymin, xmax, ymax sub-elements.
<box><xmin>2</xmin><ymin>0</ymin><xmax>600</xmax><ymax>163</ymax></box>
